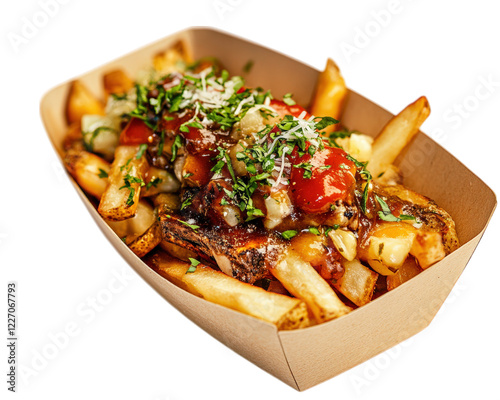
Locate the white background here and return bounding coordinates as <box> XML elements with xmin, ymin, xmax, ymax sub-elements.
<box><xmin>1</xmin><ymin>0</ymin><xmax>499</xmax><ymax>399</ymax></box>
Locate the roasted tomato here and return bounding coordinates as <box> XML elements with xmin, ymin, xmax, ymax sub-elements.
<box><xmin>290</xmin><ymin>145</ymin><xmax>356</xmax><ymax>213</ymax></box>
<box><xmin>119</xmin><ymin>118</ymin><xmax>153</xmax><ymax>145</ymax></box>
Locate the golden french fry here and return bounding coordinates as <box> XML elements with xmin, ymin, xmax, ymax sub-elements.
<box><xmin>270</xmin><ymin>249</ymin><xmax>351</xmax><ymax>323</ymax></box>
<box><xmin>98</xmin><ymin>145</ymin><xmax>148</xmax><ymax>221</ymax></box>
<box><xmin>103</xmin><ymin>69</ymin><xmax>134</xmax><ymax>98</ymax></box>
<box><xmin>148</xmin><ymin>251</ymin><xmax>311</xmax><ymax>330</ymax></box>
<box><xmin>369</xmin><ymin>96</ymin><xmax>430</xmax><ymax>178</ymax></box>
<box><xmin>64</xmin><ymin>148</ymin><xmax>110</xmax><ymax>199</ymax></box>
<box><xmin>65</xmin><ymin>80</ymin><xmax>105</xmax><ymax>124</ymax></box>
<box><xmin>334</xmin><ymin>259</ymin><xmax>378</xmax><ymax>307</ymax></box>
<box><xmin>310</xmin><ymin>58</ymin><xmax>348</xmax><ymax>133</ymax></box>
<box><xmin>128</xmin><ymin>220</ymin><xmax>163</xmax><ymax>257</ymax></box>
<box><xmin>153</xmin><ymin>40</ymin><xmax>192</xmax><ymax>74</ymax></box>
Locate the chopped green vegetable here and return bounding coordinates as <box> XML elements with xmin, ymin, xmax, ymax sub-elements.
<box><xmin>186</xmin><ymin>258</ymin><xmax>200</xmax><ymax>273</ymax></box>
<box><xmin>281</xmin><ymin>230</ymin><xmax>298</xmax><ymax>240</ymax></box>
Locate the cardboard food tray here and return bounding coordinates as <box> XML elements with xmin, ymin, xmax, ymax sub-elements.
<box><xmin>40</xmin><ymin>27</ymin><xmax>497</xmax><ymax>391</ymax></box>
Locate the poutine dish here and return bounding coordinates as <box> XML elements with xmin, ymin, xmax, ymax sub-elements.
<box><xmin>62</xmin><ymin>40</ymin><xmax>460</xmax><ymax>330</ymax></box>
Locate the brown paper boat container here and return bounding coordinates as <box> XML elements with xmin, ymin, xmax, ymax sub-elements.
<box><xmin>40</xmin><ymin>27</ymin><xmax>496</xmax><ymax>391</ymax></box>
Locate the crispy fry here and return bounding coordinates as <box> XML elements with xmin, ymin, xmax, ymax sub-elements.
<box><xmin>153</xmin><ymin>40</ymin><xmax>192</xmax><ymax>74</ymax></box>
<box><xmin>334</xmin><ymin>259</ymin><xmax>378</xmax><ymax>307</ymax></box>
<box><xmin>65</xmin><ymin>80</ymin><xmax>105</xmax><ymax>124</ymax></box>
<box><xmin>128</xmin><ymin>220</ymin><xmax>162</xmax><ymax>257</ymax></box>
<box><xmin>103</xmin><ymin>69</ymin><xmax>133</xmax><ymax>98</ymax></box>
<box><xmin>98</xmin><ymin>145</ymin><xmax>148</xmax><ymax>221</ymax></box>
<box><xmin>148</xmin><ymin>251</ymin><xmax>311</xmax><ymax>330</ymax></box>
<box><xmin>270</xmin><ymin>249</ymin><xmax>351</xmax><ymax>323</ymax></box>
<box><xmin>64</xmin><ymin>148</ymin><xmax>110</xmax><ymax>199</ymax></box>
<box><xmin>310</xmin><ymin>58</ymin><xmax>347</xmax><ymax>133</ymax></box>
<box><xmin>369</xmin><ymin>96</ymin><xmax>430</xmax><ymax>178</ymax></box>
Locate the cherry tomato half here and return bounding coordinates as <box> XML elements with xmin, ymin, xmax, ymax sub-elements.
<box><xmin>119</xmin><ymin>118</ymin><xmax>153</xmax><ymax>145</ymax></box>
<box><xmin>290</xmin><ymin>146</ymin><xmax>356</xmax><ymax>213</ymax></box>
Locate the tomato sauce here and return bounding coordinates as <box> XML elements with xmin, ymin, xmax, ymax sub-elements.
<box><xmin>290</xmin><ymin>146</ymin><xmax>356</xmax><ymax>213</ymax></box>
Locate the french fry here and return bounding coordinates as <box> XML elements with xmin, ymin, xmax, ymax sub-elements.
<box><xmin>369</xmin><ymin>96</ymin><xmax>430</xmax><ymax>178</ymax></box>
<box><xmin>128</xmin><ymin>220</ymin><xmax>163</xmax><ymax>257</ymax></box>
<box><xmin>103</xmin><ymin>69</ymin><xmax>133</xmax><ymax>98</ymax></box>
<box><xmin>65</xmin><ymin>80</ymin><xmax>105</xmax><ymax>124</ymax></box>
<box><xmin>334</xmin><ymin>259</ymin><xmax>378</xmax><ymax>307</ymax></box>
<box><xmin>98</xmin><ymin>145</ymin><xmax>148</xmax><ymax>221</ymax></box>
<box><xmin>153</xmin><ymin>40</ymin><xmax>192</xmax><ymax>74</ymax></box>
<box><xmin>309</xmin><ymin>58</ymin><xmax>347</xmax><ymax>134</ymax></box>
<box><xmin>64</xmin><ymin>146</ymin><xmax>159</xmax><ymax>252</ymax></box>
<box><xmin>148</xmin><ymin>251</ymin><xmax>311</xmax><ymax>330</ymax></box>
<box><xmin>270</xmin><ymin>249</ymin><xmax>351</xmax><ymax>323</ymax></box>
<box><xmin>105</xmin><ymin>199</ymin><xmax>156</xmax><ymax>244</ymax></box>
<box><xmin>64</xmin><ymin>148</ymin><xmax>110</xmax><ymax>199</ymax></box>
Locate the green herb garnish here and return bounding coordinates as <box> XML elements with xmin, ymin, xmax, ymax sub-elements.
<box><xmin>281</xmin><ymin>230</ymin><xmax>298</xmax><ymax>240</ymax></box>
<box><xmin>186</xmin><ymin>258</ymin><xmax>200</xmax><ymax>273</ymax></box>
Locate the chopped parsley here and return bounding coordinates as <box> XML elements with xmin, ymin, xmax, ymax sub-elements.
<box><xmin>98</xmin><ymin>168</ymin><xmax>108</xmax><ymax>179</ymax></box>
<box><xmin>345</xmin><ymin>154</ymin><xmax>372</xmax><ymax>215</ymax></box>
<box><xmin>119</xmin><ymin>173</ymin><xmax>145</xmax><ymax>207</ymax></box>
<box><xmin>178</xmin><ymin>219</ymin><xmax>200</xmax><ymax>230</ymax></box>
<box><xmin>136</xmin><ymin>144</ymin><xmax>148</xmax><ymax>159</ymax></box>
<box><xmin>146</xmin><ymin>177</ymin><xmax>162</xmax><ymax>190</ymax></box>
<box><xmin>186</xmin><ymin>258</ymin><xmax>200</xmax><ymax>273</ymax></box>
<box><xmin>164</xmin><ymin>214</ymin><xmax>200</xmax><ymax>230</ymax></box>
<box><xmin>170</xmin><ymin>135</ymin><xmax>183</xmax><ymax>162</ymax></box>
<box><xmin>281</xmin><ymin>230</ymin><xmax>298</xmax><ymax>240</ymax></box>
<box><xmin>375</xmin><ymin>195</ymin><xmax>400</xmax><ymax>222</ymax></box>
<box><xmin>180</xmin><ymin>196</ymin><xmax>193</xmax><ymax>210</ymax></box>
<box><xmin>293</xmin><ymin>162</ymin><xmax>313</xmax><ymax>179</ymax></box>
<box><xmin>82</xmin><ymin>126</ymin><xmax>115</xmax><ymax>153</ymax></box>
<box><xmin>308</xmin><ymin>227</ymin><xmax>321</xmax><ymax>235</ymax></box>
